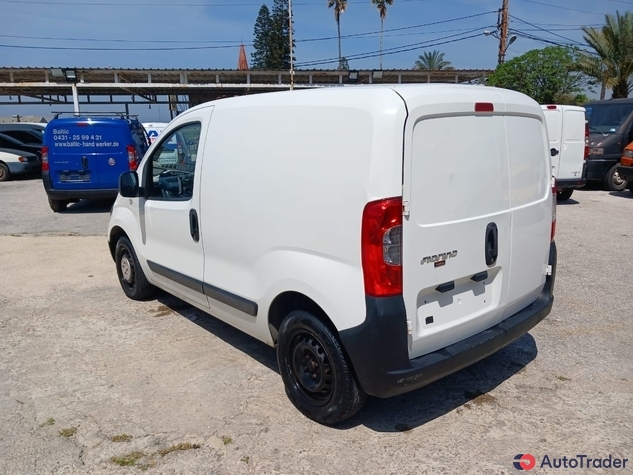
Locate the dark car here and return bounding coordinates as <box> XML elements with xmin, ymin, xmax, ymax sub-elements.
<box><xmin>584</xmin><ymin>98</ymin><xmax>633</xmax><ymax>191</ymax></box>
<box><xmin>42</xmin><ymin>113</ymin><xmax>149</xmax><ymax>212</ymax></box>
<box><xmin>0</xmin><ymin>132</ymin><xmax>43</xmax><ymax>160</ymax></box>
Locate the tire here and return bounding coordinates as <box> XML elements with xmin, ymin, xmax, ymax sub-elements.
<box><xmin>115</xmin><ymin>236</ymin><xmax>155</xmax><ymax>301</ymax></box>
<box><xmin>556</xmin><ymin>189</ymin><xmax>574</xmax><ymax>201</ymax></box>
<box><xmin>603</xmin><ymin>164</ymin><xmax>628</xmax><ymax>191</ymax></box>
<box><xmin>48</xmin><ymin>198</ymin><xmax>68</xmax><ymax>212</ymax></box>
<box><xmin>0</xmin><ymin>163</ymin><xmax>10</xmax><ymax>182</ymax></box>
<box><xmin>276</xmin><ymin>310</ymin><xmax>367</xmax><ymax>425</ymax></box>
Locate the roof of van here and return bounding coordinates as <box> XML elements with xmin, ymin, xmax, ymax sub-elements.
<box><xmin>181</xmin><ymin>84</ymin><xmax>540</xmax><ymax>115</ymax></box>
<box><xmin>48</xmin><ymin>116</ymin><xmax>141</xmax><ymax>124</ymax></box>
<box><xmin>584</xmin><ymin>98</ymin><xmax>633</xmax><ymax>106</ymax></box>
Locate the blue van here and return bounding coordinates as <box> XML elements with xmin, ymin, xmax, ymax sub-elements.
<box><xmin>42</xmin><ymin>113</ymin><xmax>149</xmax><ymax>212</ymax></box>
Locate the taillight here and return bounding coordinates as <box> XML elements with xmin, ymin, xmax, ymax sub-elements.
<box><xmin>584</xmin><ymin>121</ymin><xmax>589</xmax><ymax>160</ymax></box>
<box><xmin>41</xmin><ymin>146</ymin><xmax>49</xmax><ymax>171</ymax></box>
<box><xmin>551</xmin><ymin>178</ymin><xmax>557</xmax><ymax>241</ymax></box>
<box><xmin>361</xmin><ymin>197</ymin><xmax>403</xmax><ymax>297</ymax></box>
<box><xmin>127</xmin><ymin>145</ymin><xmax>139</xmax><ymax>171</ymax></box>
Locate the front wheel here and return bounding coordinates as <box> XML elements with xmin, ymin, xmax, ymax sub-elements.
<box><xmin>115</xmin><ymin>236</ymin><xmax>155</xmax><ymax>300</ymax></box>
<box><xmin>603</xmin><ymin>165</ymin><xmax>628</xmax><ymax>191</ymax></box>
<box><xmin>557</xmin><ymin>189</ymin><xmax>574</xmax><ymax>201</ymax></box>
<box><xmin>276</xmin><ymin>310</ymin><xmax>366</xmax><ymax>425</ymax></box>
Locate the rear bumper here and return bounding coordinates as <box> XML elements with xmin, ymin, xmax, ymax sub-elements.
<box><xmin>556</xmin><ymin>177</ymin><xmax>586</xmax><ymax>190</ymax></box>
<box><xmin>585</xmin><ymin>157</ymin><xmax>619</xmax><ymax>181</ymax></box>
<box><xmin>42</xmin><ymin>171</ymin><xmax>118</xmax><ymax>200</ymax></box>
<box><xmin>340</xmin><ymin>241</ymin><xmax>557</xmax><ymax>399</ymax></box>
<box><xmin>7</xmin><ymin>162</ymin><xmax>41</xmax><ymax>174</ymax></box>
<box><xmin>616</xmin><ymin>165</ymin><xmax>633</xmax><ymax>182</ymax></box>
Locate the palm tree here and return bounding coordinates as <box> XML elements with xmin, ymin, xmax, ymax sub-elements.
<box><xmin>327</xmin><ymin>0</ymin><xmax>348</xmax><ymax>70</ymax></box>
<box><xmin>581</xmin><ymin>11</ymin><xmax>633</xmax><ymax>99</ymax></box>
<box><xmin>414</xmin><ymin>50</ymin><xmax>454</xmax><ymax>70</ymax></box>
<box><xmin>370</xmin><ymin>0</ymin><xmax>394</xmax><ymax>70</ymax></box>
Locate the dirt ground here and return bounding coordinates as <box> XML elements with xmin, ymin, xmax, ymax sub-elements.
<box><xmin>0</xmin><ymin>179</ymin><xmax>632</xmax><ymax>474</ymax></box>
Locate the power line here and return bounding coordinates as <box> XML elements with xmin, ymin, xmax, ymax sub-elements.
<box><xmin>510</xmin><ymin>14</ymin><xmax>585</xmax><ymax>46</ymax></box>
<box><xmin>0</xmin><ymin>0</ymin><xmax>434</xmax><ymax>5</ymax></box>
<box><xmin>515</xmin><ymin>0</ymin><xmax>607</xmax><ymax>16</ymax></box>
<box><xmin>0</xmin><ymin>11</ymin><xmax>496</xmax><ymax>51</ymax></box>
<box><xmin>296</xmin><ymin>29</ymin><xmax>486</xmax><ymax>67</ymax></box>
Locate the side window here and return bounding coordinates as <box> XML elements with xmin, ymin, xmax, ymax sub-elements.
<box><xmin>147</xmin><ymin>122</ymin><xmax>201</xmax><ymax>201</ymax></box>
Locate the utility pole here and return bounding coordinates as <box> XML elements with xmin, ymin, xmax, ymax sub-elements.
<box><xmin>498</xmin><ymin>0</ymin><xmax>509</xmax><ymax>65</ymax></box>
<box><xmin>289</xmin><ymin>0</ymin><xmax>295</xmax><ymax>90</ymax></box>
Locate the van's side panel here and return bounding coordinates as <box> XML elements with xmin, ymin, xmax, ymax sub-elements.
<box><xmin>197</xmin><ymin>89</ymin><xmax>407</xmax><ymax>343</ymax></box>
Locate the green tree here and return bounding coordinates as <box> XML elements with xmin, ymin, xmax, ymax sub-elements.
<box><xmin>370</xmin><ymin>0</ymin><xmax>394</xmax><ymax>69</ymax></box>
<box><xmin>270</xmin><ymin>0</ymin><xmax>296</xmax><ymax>70</ymax></box>
<box><xmin>487</xmin><ymin>46</ymin><xmax>593</xmax><ymax>105</ymax></box>
<box><xmin>581</xmin><ymin>11</ymin><xmax>633</xmax><ymax>99</ymax></box>
<box><xmin>414</xmin><ymin>50</ymin><xmax>454</xmax><ymax>70</ymax></box>
<box><xmin>327</xmin><ymin>0</ymin><xmax>348</xmax><ymax>70</ymax></box>
<box><xmin>251</xmin><ymin>5</ymin><xmax>273</xmax><ymax>70</ymax></box>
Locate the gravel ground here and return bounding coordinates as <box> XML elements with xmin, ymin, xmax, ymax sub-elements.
<box><xmin>0</xmin><ymin>179</ymin><xmax>632</xmax><ymax>474</ymax></box>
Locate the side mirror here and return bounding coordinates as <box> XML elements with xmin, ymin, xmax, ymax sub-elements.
<box><xmin>119</xmin><ymin>171</ymin><xmax>139</xmax><ymax>198</ymax></box>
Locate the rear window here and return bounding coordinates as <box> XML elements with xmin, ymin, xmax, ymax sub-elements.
<box><xmin>2</xmin><ymin>130</ymin><xmax>43</xmax><ymax>144</ymax></box>
<box><xmin>49</xmin><ymin>124</ymin><xmax>125</xmax><ymax>151</ymax></box>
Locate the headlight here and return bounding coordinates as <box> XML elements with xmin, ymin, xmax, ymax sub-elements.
<box><xmin>590</xmin><ymin>148</ymin><xmax>604</xmax><ymax>156</ymax></box>
<box><xmin>624</xmin><ymin>150</ymin><xmax>633</xmax><ymax>159</ymax></box>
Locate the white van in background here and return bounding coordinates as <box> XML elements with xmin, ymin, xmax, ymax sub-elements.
<box><xmin>542</xmin><ymin>105</ymin><xmax>588</xmax><ymax>201</ymax></box>
<box><xmin>142</xmin><ymin>122</ymin><xmax>169</xmax><ymax>144</ymax></box>
<box><xmin>109</xmin><ymin>85</ymin><xmax>557</xmax><ymax>425</ymax></box>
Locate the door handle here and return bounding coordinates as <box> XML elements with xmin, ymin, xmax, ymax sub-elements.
<box><xmin>550</xmin><ymin>148</ymin><xmax>559</xmax><ymax>157</ymax></box>
<box><xmin>82</xmin><ymin>156</ymin><xmax>88</xmax><ymax>169</ymax></box>
<box><xmin>189</xmin><ymin>209</ymin><xmax>199</xmax><ymax>242</ymax></box>
<box><xmin>485</xmin><ymin>223</ymin><xmax>498</xmax><ymax>267</ymax></box>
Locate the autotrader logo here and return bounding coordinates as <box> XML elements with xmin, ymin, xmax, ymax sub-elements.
<box><xmin>514</xmin><ymin>454</ymin><xmax>536</xmax><ymax>470</ymax></box>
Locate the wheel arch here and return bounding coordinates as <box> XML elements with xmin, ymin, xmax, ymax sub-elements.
<box><xmin>268</xmin><ymin>291</ymin><xmax>339</xmax><ymax>345</ymax></box>
<box><xmin>108</xmin><ymin>225</ymin><xmax>129</xmax><ymax>261</ymax></box>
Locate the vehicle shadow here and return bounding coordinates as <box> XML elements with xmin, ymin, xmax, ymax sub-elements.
<box><xmin>556</xmin><ymin>198</ymin><xmax>579</xmax><ymax>205</ymax></box>
<box><xmin>157</xmin><ymin>293</ymin><xmax>539</xmax><ymax>432</ymax></box>
<box><xmin>62</xmin><ymin>199</ymin><xmax>115</xmax><ymax>214</ymax></box>
<box><xmin>609</xmin><ymin>190</ymin><xmax>633</xmax><ymax>199</ymax></box>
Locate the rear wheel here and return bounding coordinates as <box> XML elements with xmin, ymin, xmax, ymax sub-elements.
<box><xmin>0</xmin><ymin>163</ymin><xmax>10</xmax><ymax>182</ymax></box>
<box><xmin>556</xmin><ymin>189</ymin><xmax>574</xmax><ymax>201</ymax></box>
<box><xmin>115</xmin><ymin>236</ymin><xmax>155</xmax><ymax>300</ymax></box>
<box><xmin>276</xmin><ymin>310</ymin><xmax>366</xmax><ymax>425</ymax></box>
<box><xmin>603</xmin><ymin>165</ymin><xmax>628</xmax><ymax>191</ymax></box>
<box><xmin>48</xmin><ymin>198</ymin><xmax>68</xmax><ymax>212</ymax></box>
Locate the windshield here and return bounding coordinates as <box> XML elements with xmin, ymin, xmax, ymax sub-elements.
<box><xmin>586</xmin><ymin>104</ymin><xmax>633</xmax><ymax>134</ymax></box>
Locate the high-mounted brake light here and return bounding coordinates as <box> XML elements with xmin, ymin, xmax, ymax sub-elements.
<box><xmin>361</xmin><ymin>197</ymin><xmax>403</xmax><ymax>297</ymax></box>
<box><xmin>551</xmin><ymin>178</ymin><xmax>557</xmax><ymax>242</ymax></box>
<box><xmin>546</xmin><ymin>105</ymin><xmax>558</xmax><ymax>110</ymax></box>
<box><xmin>127</xmin><ymin>145</ymin><xmax>139</xmax><ymax>171</ymax></box>
<box><xmin>41</xmin><ymin>146</ymin><xmax>49</xmax><ymax>171</ymax></box>
<box><xmin>77</xmin><ymin>122</ymin><xmax>89</xmax><ymax>127</ymax></box>
<box><xmin>475</xmin><ymin>103</ymin><xmax>494</xmax><ymax>112</ymax></box>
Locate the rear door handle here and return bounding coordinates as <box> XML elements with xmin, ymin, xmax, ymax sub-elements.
<box><xmin>485</xmin><ymin>223</ymin><xmax>498</xmax><ymax>267</ymax></box>
<box><xmin>189</xmin><ymin>209</ymin><xmax>199</xmax><ymax>242</ymax></box>
<box><xmin>82</xmin><ymin>156</ymin><xmax>88</xmax><ymax>169</ymax></box>
<box><xmin>550</xmin><ymin>148</ymin><xmax>559</xmax><ymax>157</ymax></box>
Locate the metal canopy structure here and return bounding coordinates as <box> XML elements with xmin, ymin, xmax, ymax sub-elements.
<box><xmin>0</xmin><ymin>67</ymin><xmax>493</xmax><ymax>111</ymax></box>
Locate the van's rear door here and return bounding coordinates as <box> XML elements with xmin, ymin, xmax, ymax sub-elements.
<box><xmin>542</xmin><ymin>106</ymin><xmax>562</xmax><ymax>178</ymax></box>
<box><xmin>93</xmin><ymin>123</ymin><xmax>131</xmax><ymax>190</ymax></box>
<box><xmin>399</xmin><ymin>87</ymin><xmax>552</xmax><ymax>359</ymax></box>
<box><xmin>559</xmin><ymin>107</ymin><xmax>586</xmax><ymax>180</ymax></box>
<box><xmin>48</xmin><ymin>123</ymin><xmax>99</xmax><ymax>190</ymax></box>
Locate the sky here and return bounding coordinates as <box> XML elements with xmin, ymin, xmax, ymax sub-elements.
<box><xmin>0</xmin><ymin>0</ymin><xmax>626</xmax><ymax>121</ymax></box>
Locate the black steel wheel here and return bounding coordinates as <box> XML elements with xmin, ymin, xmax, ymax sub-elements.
<box><xmin>556</xmin><ymin>189</ymin><xmax>574</xmax><ymax>201</ymax></box>
<box><xmin>115</xmin><ymin>236</ymin><xmax>155</xmax><ymax>300</ymax></box>
<box><xmin>277</xmin><ymin>310</ymin><xmax>366</xmax><ymax>425</ymax></box>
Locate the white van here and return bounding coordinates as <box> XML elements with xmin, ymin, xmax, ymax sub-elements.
<box><xmin>542</xmin><ymin>105</ymin><xmax>588</xmax><ymax>201</ymax></box>
<box><xmin>142</xmin><ymin>122</ymin><xmax>169</xmax><ymax>144</ymax></box>
<box><xmin>108</xmin><ymin>85</ymin><xmax>557</xmax><ymax>425</ymax></box>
